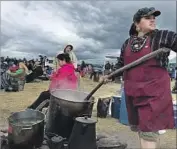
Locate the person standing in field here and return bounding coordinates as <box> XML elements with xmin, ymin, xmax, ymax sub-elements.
<box><xmin>102</xmin><ymin>7</ymin><xmax>177</xmax><ymax>149</ymax></box>
<box><xmin>64</xmin><ymin>44</ymin><xmax>78</xmax><ymax>69</ymax></box>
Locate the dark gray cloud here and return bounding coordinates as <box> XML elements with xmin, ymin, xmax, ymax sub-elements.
<box><xmin>1</xmin><ymin>1</ymin><xmax>176</xmax><ymax>62</ymax></box>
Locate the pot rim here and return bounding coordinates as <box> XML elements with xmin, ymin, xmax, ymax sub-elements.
<box><xmin>50</xmin><ymin>89</ymin><xmax>95</xmax><ymax>103</ymax></box>
<box><xmin>51</xmin><ymin>95</ymin><xmax>94</xmax><ymax>103</ymax></box>
<box><xmin>8</xmin><ymin>109</ymin><xmax>45</xmax><ymax>127</ymax></box>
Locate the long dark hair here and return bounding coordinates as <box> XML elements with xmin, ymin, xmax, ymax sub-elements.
<box><xmin>129</xmin><ymin>23</ymin><xmax>138</xmax><ymax>36</ymax></box>
<box><xmin>56</xmin><ymin>53</ymin><xmax>71</xmax><ymax>63</ymax></box>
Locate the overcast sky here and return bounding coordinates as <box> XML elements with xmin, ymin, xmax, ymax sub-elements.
<box><xmin>1</xmin><ymin>1</ymin><xmax>176</xmax><ymax>63</ymax></box>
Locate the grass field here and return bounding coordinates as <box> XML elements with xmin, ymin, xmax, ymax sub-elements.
<box><xmin>0</xmin><ymin>78</ymin><xmax>176</xmax><ymax>148</ymax></box>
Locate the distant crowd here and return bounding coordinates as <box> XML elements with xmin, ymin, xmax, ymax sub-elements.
<box><xmin>0</xmin><ymin>56</ymin><xmax>52</xmax><ymax>91</ymax></box>
<box><xmin>1</xmin><ymin>52</ymin><xmax>176</xmax><ymax>93</ymax></box>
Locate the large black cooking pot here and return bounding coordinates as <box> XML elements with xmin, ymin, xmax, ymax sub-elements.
<box><xmin>49</xmin><ymin>89</ymin><xmax>94</xmax><ymax>117</ymax></box>
<box><xmin>45</xmin><ymin>89</ymin><xmax>94</xmax><ymax>139</ymax></box>
<box><xmin>8</xmin><ymin>109</ymin><xmax>45</xmax><ymax>148</ymax></box>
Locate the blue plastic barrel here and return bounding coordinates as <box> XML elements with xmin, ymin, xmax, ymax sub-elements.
<box><xmin>111</xmin><ymin>96</ymin><xmax>121</xmax><ymax>119</ymax></box>
<box><xmin>119</xmin><ymin>88</ymin><xmax>129</xmax><ymax>125</ymax></box>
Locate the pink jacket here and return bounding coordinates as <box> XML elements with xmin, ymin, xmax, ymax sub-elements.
<box><xmin>49</xmin><ymin>63</ymin><xmax>78</xmax><ymax>91</ymax></box>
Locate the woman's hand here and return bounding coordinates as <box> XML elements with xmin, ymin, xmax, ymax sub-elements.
<box><xmin>99</xmin><ymin>75</ymin><xmax>111</xmax><ymax>84</ymax></box>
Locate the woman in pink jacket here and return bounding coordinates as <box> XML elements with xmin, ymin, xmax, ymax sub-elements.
<box><xmin>28</xmin><ymin>53</ymin><xmax>78</xmax><ymax>110</ymax></box>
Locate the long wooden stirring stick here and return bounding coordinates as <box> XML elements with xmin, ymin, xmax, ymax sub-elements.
<box><xmin>84</xmin><ymin>47</ymin><xmax>171</xmax><ymax>101</ymax></box>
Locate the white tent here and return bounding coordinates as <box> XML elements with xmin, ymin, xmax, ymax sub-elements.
<box><xmin>169</xmin><ymin>57</ymin><xmax>176</xmax><ymax>64</ymax></box>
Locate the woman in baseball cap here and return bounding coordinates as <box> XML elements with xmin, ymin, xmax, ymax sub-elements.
<box><xmin>102</xmin><ymin>7</ymin><xmax>177</xmax><ymax>149</ymax></box>
<box><xmin>129</xmin><ymin>7</ymin><xmax>161</xmax><ymax>36</ymax></box>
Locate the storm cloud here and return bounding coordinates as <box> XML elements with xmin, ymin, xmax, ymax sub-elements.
<box><xmin>1</xmin><ymin>1</ymin><xmax>176</xmax><ymax>63</ymax></box>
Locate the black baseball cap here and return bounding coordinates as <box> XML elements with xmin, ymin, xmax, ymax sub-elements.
<box><xmin>133</xmin><ymin>7</ymin><xmax>161</xmax><ymax>22</ymax></box>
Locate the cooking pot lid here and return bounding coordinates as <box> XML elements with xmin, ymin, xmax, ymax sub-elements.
<box><xmin>75</xmin><ymin>116</ymin><xmax>97</xmax><ymax>124</ymax></box>
<box><xmin>51</xmin><ymin>136</ymin><xmax>64</xmax><ymax>143</ymax></box>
